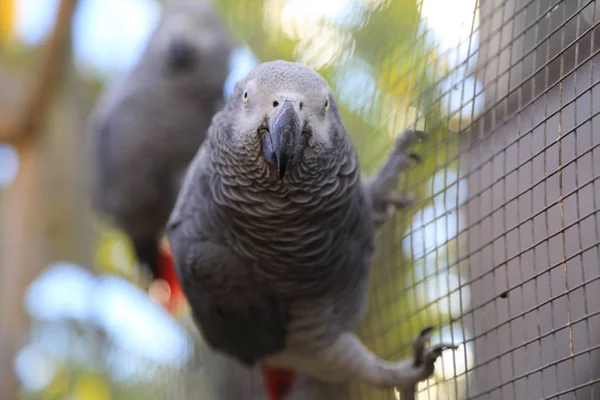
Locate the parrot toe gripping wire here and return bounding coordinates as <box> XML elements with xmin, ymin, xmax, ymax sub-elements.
<box><xmin>396</xmin><ymin>326</ymin><xmax>459</xmax><ymax>400</ymax></box>
<box><xmin>370</xmin><ymin>128</ymin><xmax>429</xmax><ymax>227</ymax></box>
<box><xmin>411</xmin><ymin>326</ymin><xmax>459</xmax><ymax>369</ymax></box>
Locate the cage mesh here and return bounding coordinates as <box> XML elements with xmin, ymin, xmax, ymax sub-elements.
<box><xmin>410</xmin><ymin>0</ymin><xmax>600</xmax><ymax>398</ymax></box>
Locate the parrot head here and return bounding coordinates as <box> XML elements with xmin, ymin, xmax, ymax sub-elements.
<box><xmin>141</xmin><ymin>0</ymin><xmax>233</xmax><ymax>86</ymax></box>
<box><xmin>233</xmin><ymin>60</ymin><xmax>340</xmax><ymax>180</ymax></box>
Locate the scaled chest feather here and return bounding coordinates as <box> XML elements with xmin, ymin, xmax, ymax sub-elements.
<box><xmin>210</xmin><ymin>168</ymin><xmax>360</xmax><ymax>265</ymax></box>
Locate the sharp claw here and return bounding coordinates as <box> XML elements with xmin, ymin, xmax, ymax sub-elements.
<box><xmin>411</xmin><ymin>327</ymin><xmax>458</xmax><ymax>369</ymax></box>
<box><xmin>418</xmin><ymin>326</ymin><xmax>434</xmax><ymax>338</ymax></box>
<box><xmin>386</xmin><ymin>193</ymin><xmax>415</xmax><ymax>209</ymax></box>
<box><xmin>374</xmin><ymin>196</ymin><xmax>415</xmax><ymax>227</ymax></box>
<box><xmin>433</xmin><ymin>344</ymin><xmax>459</xmax><ymax>352</ymax></box>
<box><xmin>395</xmin><ymin>129</ymin><xmax>428</xmax><ymax>150</ymax></box>
<box><xmin>417</xmin><ymin>130</ymin><xmax>428</xmax><ymax>139</ymax></box>
<box><xmin>412</xmin><ymin>326</ymin><xmax>433</xmax><ymax>367</ymax></box>
<box><xmin>400</xmin><ymin>326</ymin><xmax>459</xmax><ymax>388</ymax></box>
<box><xmin>409</xmin><ymin>129</ymin><xmax>428</xmax><ymax>140</ymax></box>
<box><xmin>424</xmin><ymin>343</ymin><xmax>458</xmax><ymax>365</ymax></box>
<box><xmin>409</xmin><ymin>152</ymin><xmax>422</xmax><ymax>162</ymax></box>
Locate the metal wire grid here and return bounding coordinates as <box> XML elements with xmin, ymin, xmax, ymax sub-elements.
<box><xmin>380</xmin><ymin>0</ymin><xmax>600</xmax><ymax>398</ymax></box>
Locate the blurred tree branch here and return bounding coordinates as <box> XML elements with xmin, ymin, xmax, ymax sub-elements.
<box><xmin>0</xmin><ymin>0</ymin><xmax>80</xmax><ymax>398</ymax></box>
<box><xmin>0</xmin><ymin>0</ymin><xmax>79</xmax><ymax>144</ymax></box>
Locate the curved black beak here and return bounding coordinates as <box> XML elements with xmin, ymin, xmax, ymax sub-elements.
<box><xmin>264</xmin><ymin>102</ymin><xmax>301</xmax><ymax>180</ymax></box>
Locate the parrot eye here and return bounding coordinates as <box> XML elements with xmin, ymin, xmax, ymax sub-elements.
<box><xmin>324</xmin><ymin>98</ymin><xmax>330</xmax><ymax>111</ymax></box>
<box><xmin>242</xmin><ymin>90</ymin><xmax>249</xmax><ymax>103</ymax></box>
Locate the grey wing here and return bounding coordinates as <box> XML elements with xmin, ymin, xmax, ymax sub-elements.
<box><xmin>167</xmin><ymin>147</ymin><xmax>289</xmax><ymax>366</ymax></box>
<box><xmin>171</xmin><ymin>235</ymin><xmax>290</xmax><ymax>365</ymax></box>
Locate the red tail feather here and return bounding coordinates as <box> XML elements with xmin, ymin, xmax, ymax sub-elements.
<box><xmin>262</xmin><ymin>364</ymin><xmax>296</xmax><ymax>400</ymax></box>
<box><xmin>152</xmin><ymin>241</ymin><xmax>184</xmax><ymax>314</ymax></box>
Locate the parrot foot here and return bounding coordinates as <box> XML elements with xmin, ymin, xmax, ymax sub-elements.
<box><xmin>403</xmin><ymin>326</ymin><xmax>458</xmax><ymax>387</ymax></box>
<box><xmin>368</xmin><ymin>129</ymin><xmax>428</xmax><ymax>227</ymax></box>
<box><xmin>262</xmin><ymin>330</ymin><xmax>456</xmax><ymax>392</ymax></box>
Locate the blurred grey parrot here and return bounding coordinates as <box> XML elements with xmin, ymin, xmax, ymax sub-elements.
<box><xmin>166</xmin><ymin>60</ymin><xmax>457</xmax><ymax>399</ymax></box>
<box><xmin>88</xmin><ymin>0</ymin><xmax>233</xmax><ymax>282</ymax></box>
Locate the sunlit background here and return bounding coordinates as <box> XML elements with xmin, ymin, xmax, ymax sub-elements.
<box><xmin>0</xmin><ymin>0</ymin><xmax>485</xmax><ymax>398</ymax></box>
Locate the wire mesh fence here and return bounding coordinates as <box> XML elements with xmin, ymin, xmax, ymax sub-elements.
<box><xmin>395</xmin><ymin>0</ymin><xmax>600</xmax><ymax>398</ymax></box>
<box><xmin>13</xmin><ymin>0</ymin><xmax>600</xmax><ymax>399</ymax></box>
<box><xmin>457</xmin><ymin>1</ymin><xmax>600</xmax><ymax>398</ymax></box>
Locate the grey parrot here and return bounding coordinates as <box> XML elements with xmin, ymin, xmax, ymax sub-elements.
<box><xmin>166</xmin><ymin>60</ymin><xmax>457</xmax><ymax>398</ymax></box>
<box><xmin>88</xmin><ymin>0</ymin><xmax>233</xmax><ymax>282</ymax></box>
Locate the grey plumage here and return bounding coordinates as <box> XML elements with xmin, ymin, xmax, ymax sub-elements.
<box><xmin>167</xmin><ymin>60</ymin><xmax>456</xmax><ymax>391</ymax></box>
<box><xmin>88</xmin><ymin>0</ymin><xmax>233</xmax><ymax>279</ymax></box>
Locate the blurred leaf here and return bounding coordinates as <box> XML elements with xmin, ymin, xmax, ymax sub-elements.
<box><xmin>43</xmin><ymin>365</ymin><xmax>71</xmax><ymax>399</ymax></box>
<box><xmin>0</xmin><ymin>0</ymin><xmax>15</xmax><ymax>46</ymax></box>
<box><xmin>92</xmin><ymin>218</ymin><xmax>137</xmax><ymax>278</ymax></box>
<box><xmin>72</xmin><ymin>373</ymin><xmax>111</xmax><ymax>400</ymax></box>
